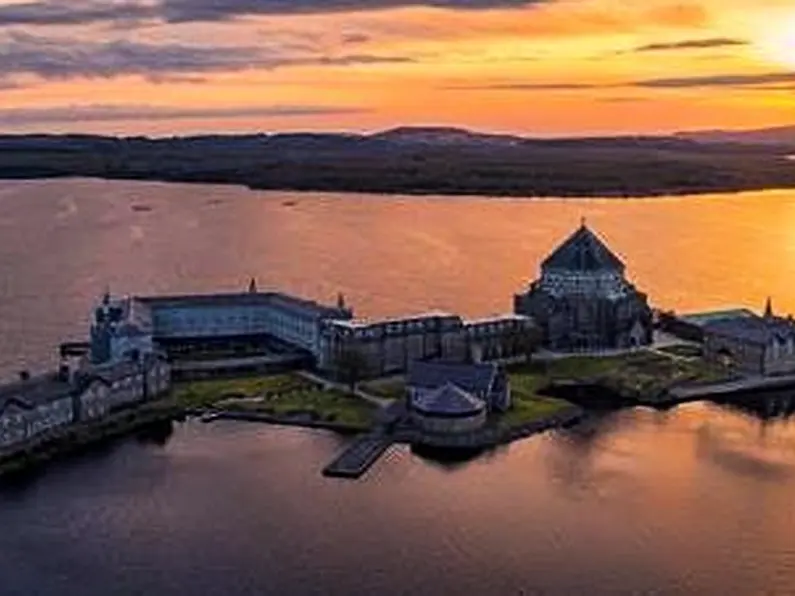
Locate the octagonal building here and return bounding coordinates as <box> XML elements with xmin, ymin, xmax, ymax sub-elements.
<box><xmin>514</xmin><ymin>222</ymin><xmax>653</xmax><ymax>353</ymax></box>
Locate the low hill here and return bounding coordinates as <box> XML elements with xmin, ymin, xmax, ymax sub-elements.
<box><xmin>0</xmin><ymin>127</ymin><xmax>793</xmax><ymax>198</ymax></box>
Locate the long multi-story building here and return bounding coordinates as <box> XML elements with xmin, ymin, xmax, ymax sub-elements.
<box><xmin>86</xmin><ymin>279</ymin><xmax>538</xmax><ymax>378</ymax></box>
<box><xmin>89</xmin><ymin>280</ymin><xmax>354</xmax><ymax>365</ymax></box>
<box><xmin>0</xmin><ymin>355</ymin><xmax>171</xmax><ymax>453</ymax></box>
<box><xmin>318</xmin><ymin>312</ymin><xmax>537</xmax><ymax>378</ymax></box>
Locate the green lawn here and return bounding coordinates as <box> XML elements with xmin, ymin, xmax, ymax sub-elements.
<box><xmin>171</xmin><ymin>374</ymin><xmax>317</xmax><ymax>408</ymax></box>
<box><xmin>499</xmin><ymin>394</ymin><xmax>573</xmax><ymax>428</ymax></box>
<box><xmin>359</xmin><ymin>379</ymin><xmax>406</xmax><ymax>400</ymax></box>
<box><xmin>507</xmin><ymin>350</ymin><xmax>731</xmax><ymax>402</ymax></box>
<box><xmin>224</xmin><ymin>388</ymin><xmax>377</xmax><ymax>428</ymax></box>
<box><xmin>656</xmin><ymin>344</ymin><xmax>703</xmax><ymax>359</ymax></box>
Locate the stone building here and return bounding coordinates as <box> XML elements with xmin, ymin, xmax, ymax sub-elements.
<box><xmin>405</xmin><ymin>361</ymin><xmax>511</xmax><ymax>437</ymax></box>
<box><xmin>407</xmin><ymin>360</ymin><xmax>511</xmax><ymax>412</ymax></box>
<box><xmin>0</xmin><ymin>373</ymin><xmax>75</xmax><ymax>451</ymax></box>
<box><xmin>89</xmin><ymin>282</ymin><xmax>353</xmax><ymax>366</ymax></box>
<box><xmin>0</xmin><ymin>355</ymin><xmax>172</xmax><ymax>453</ymax></box>
<box><xmin>514</xmin><ymin>222</ymin><xmax>653</xmax><ymax>353</ymax></box>
<box><xmin>318</xmin><ymin>312</ymin><xmax>536</xmax><ymax>378</ymax></box>
<box><xmin>702</xmin><ymin>299</ymin><xmax>795</xmax><ymax>375</ymax></box>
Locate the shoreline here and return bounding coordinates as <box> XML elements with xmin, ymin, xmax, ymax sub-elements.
<box><xmin>0</xmin><ymin>401</ymin><xmax>181</xmax><ymax>480</ymax></box>
<box><xmin>1</xmin><ymin>368</ymin><xmax>781</xmax><ymax>481</ymax></box>
<box><xmin>3</xmin><ymin>172</ymin><xmax>795</xmax><ymax>200</ymax></box>
<box><xmin>0</xmin><ymin>399</ymin><xmax>585</xmax><ymax>480</ymax></box>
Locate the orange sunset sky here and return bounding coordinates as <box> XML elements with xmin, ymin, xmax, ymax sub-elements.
<box><xmin>0</xmin><ymin>0</ymin><xmax>794</xmax><ymax>136</ymax></box>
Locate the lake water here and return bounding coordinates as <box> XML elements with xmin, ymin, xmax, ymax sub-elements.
<box><xmin>2</xmin><ymin>179</ymin><xmax>795</xmax><ymax>595</ymax></box>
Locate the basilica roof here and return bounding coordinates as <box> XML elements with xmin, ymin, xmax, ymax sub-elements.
<box><xmin>542</xmin><ymin>224</ymin><xmax>625</xmax><ymax>273</ymax></box>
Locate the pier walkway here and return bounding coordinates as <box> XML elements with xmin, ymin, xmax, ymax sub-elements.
<box><xmin>322</xmin><ymin>433</ymin><xmax>395</xmax><ymax>479</ymax></box>
<box><xmin>669</xmin><ymin>374</ymin><xmax>795</xmax><ymax>401</ymax></box>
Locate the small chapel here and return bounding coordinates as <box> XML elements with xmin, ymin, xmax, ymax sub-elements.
<box><xmin>514</xmin><ymin>221</ymin><xmax>654</xmax><ymax>353</ymax></box>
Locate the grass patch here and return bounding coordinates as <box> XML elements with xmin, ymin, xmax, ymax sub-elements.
<box><xmin>225</xmin><ymin>388</ymin><xmax>377</xmax><ymax>428</ymax></box>
<box><xmin>507</xmin><ymin>350</ymin><xmax>730</xmax><ymax>401</ymax></box>
<box><xmin>171</xmin><ymin>374</ymin><xmax>316</xmax><ymax>408</ymax></box>
<box><xmin>359</xmin><ymin>379</ymin><xmax>406</xmax><ymax>400</ymax></box>
<box><xmin>656</xmin><ymin>344</ymin><xmax>703</xmax><ymax>359</ymax></box>
<box><xmin>499</xmin><ymin>394</ymin><xmax>572</xmax><ymax>429</ymax></box>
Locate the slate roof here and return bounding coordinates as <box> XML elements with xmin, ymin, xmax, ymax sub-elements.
<box><xmin>407</xmin><ymin>361</ymin><xmax>498</xmax><ymax>395</ymax></box>
<box><xmin>679</xmin><ymin>309</ymin><xmax>757</xmax><ymax>328</ymax></box>
<box><xmin>138</xmin><ymin>291</ymin><xmax>350</xmax><ymax>319</ymax></box>
<box><xmin>704</xmin><ymin>316</ymin><xmax>795</xmax><ymax>346</ymax></box>
<box><xmin>542</xmin><ymin>224</ymin><xmax>625</xmax><ymax>273</ymax></box>
<box><xmin>412</xmin><ymin>383</ymin><xmax>486</xmax><ymax>416</ymax></box>
<box><xmin>0</xmin><ymin>373</ymin><xmax>74</xmax><ymax>411</ymax></box>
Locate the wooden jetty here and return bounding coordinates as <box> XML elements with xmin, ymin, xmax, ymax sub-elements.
<box><xmin>322</xmin><ymin>434</ymin><xmax>395</xmax><ymax>479</ymax></box>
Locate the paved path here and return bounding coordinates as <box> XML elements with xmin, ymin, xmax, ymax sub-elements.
<box><xmin>296</xmin><ymin>370</ymin><xmax>393</xmax><ymax>408</ymax></box>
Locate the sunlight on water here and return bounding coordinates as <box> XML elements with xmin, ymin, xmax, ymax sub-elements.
<box><xmin>2</xmin><ymin>179</ymin><xmax>795</xmax><ymax>595</ymax></box>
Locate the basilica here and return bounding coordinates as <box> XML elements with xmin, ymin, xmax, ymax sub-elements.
<box><xmin>514</xmin><ymin>221</ymin><xmax>653</xmax><ymax>353</ymax></box>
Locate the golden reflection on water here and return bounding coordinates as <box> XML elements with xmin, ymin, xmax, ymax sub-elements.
<box><xmin>3</xmin><ymin>179</ymin><xmax>795</xmax><ymax>371</ymax></box>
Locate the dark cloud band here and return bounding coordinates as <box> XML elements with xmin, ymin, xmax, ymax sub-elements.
<box><xmin>0</xmin><ymin>104</ymin><xmax>370</xmax><ymax>125</ymax></box>
<box><xmin>0</xmin><ymin>33</ymin><xmax>413</xmax><ymax>83</ymax></box>
<box><xmin>633</xmin><ymin>37</ymin><xmax>748</xmax><ymax>53</ymax></box>
<box><xmin>0</xmin><ymin>0</ymin><xmax>545</xmax><ymax>27</ymax></box>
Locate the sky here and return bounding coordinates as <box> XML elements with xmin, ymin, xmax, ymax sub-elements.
<box><xmin>0</xmin><ymin>0</ymin><xmax>793</xmax><ymax>136</ymax></box>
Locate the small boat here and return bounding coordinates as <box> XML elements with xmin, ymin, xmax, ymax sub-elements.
<box><xmin>131</xmin><ymin>204</ymin><xmax>153</xmax><ymax>213</ymax></box>
<box><xmin>282</xmin><ymin>200</ymin><xmax>297</xmax><ymax>207</ymax></box>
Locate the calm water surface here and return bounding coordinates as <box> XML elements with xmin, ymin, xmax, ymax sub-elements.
<box><xmin>2</xmin><ymin>179</ymin><xmax>795</xmax><ymax>595</ymax></box>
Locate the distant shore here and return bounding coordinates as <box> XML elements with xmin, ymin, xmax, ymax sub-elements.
<box><xmin>2</xmin><ymin>130</ymin><xmax>795</xmax><ymax>199</ymax></box>
<box><xmin>6</xmin><ymin>169</ymin><xmax>795</xmax><ymax>200</ymax></box>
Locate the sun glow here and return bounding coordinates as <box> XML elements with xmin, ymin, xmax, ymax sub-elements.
<box><xmin>759</xmin><ymin>16</ymin><xmax>795</xmax><ymax>68</ymax></box>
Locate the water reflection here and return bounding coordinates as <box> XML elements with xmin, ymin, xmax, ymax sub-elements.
<box><xmin>408</xmin><ymin>443</ymin><xmax>513</xmax><ymax>471</ymax></box>
<box><xmin>134</xmin><ymin>420</ymin><xmax>175</xmax><ymax>446</ymax></box>
<box><xmin>713</xmin><ymin>391</ymin><xmax>795</xmax><ymax>422</ymax></box>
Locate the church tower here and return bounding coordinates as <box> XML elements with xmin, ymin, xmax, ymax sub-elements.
<box><xmin>764</xmin><ymin>296</ymin><xmax>775</xmax><ymax>320</ymax></box>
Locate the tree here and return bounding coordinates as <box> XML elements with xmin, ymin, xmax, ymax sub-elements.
<box><xmin>336</xmin><ymin>346</ymin><xmax>369</xmax><ymax>392</ymax></box>
<box><xmin>515</xmin><ymin>326</ymin><xmax>543</xmax><ymax>363</ymax></box>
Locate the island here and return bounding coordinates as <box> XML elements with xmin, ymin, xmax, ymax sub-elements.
<box><xmin>3</xmin><ymin>221</ymin><xmax>795</xmax><ymax>480</ymax></box>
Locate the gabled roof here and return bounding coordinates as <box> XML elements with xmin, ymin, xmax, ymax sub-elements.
<box><xmin>412</xmin><ymin>383</ymin><xmax>486</xmax><ymax>416</ymax></box>
<box><xmin>678</xmin><ymin>308</ymin><xmax>757</xmax><ymax>328</ymax></box>
<box><xmin>0</xmin><ymin>373</ymin><xmax>74</xmax><ymax>411</ymax></box>
<box><xmin>138</xmin><ymin>291</ymin><xmax>351</xmax><ymax>320</ymax></box>
<box><xmin>542</xmin><ymin>224</ymin><xmax>625</xmax><ymax>273</ymax></box>
<box><xmin>704</xmin><ymin>315</ymin><xmax>795</xmax><ymax>347</ymax></box>
<box><xmin>407</xmin><ymin>361</ymin><xmax>498</xmax><ymax>395</ymax></box>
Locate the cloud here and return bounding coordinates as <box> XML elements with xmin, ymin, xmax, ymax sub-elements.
<box><xmin>161</xmin><ymin>0</ymin><xmax>543</xmax><ymax>21</ymax></box>
<box><xmin>0</xmin><ymin>1</ymin><xmax>153</xmax><ymax>26</ymax></box>
<box><xmin>341</xmin><ymin>32</ymin><xmax>371</xmax><ymax>45</ymax></box>
<box><xmin>0</xmin><ymin>32</ymin><xmax>414</xmax><ymax>82</ymax></box>
<box><xmin>444</xmin><ymin>71</ymin><xmax>795</xmax><ymax>93</ymax></box>
<box><xmin>633</xmin><ymin>37</ymin><xmax>748</xmax><ymax>53</ymax></box>
<box><xmin>0</xmin><ymin>104</ymin><xmax>370</xmax><ymax>125</ymax></box>
<box><xmin>0</xmin><ymin>0</ymin><xmax>546</xmax><ymax>27</ymax></box>
<box><xmin>445</xmin><ymin>82</ymin><xmax>600</xmax><ymax>91</ymax></box>
<box><xmin>634</xmin><ymin>72</ymin><xmax>795</xmax><ymax>88</ymax></box>
<box><xmin>598</xmin><ymin>97</ymin><xmax>650</xmax><ymax>103</ymax></box>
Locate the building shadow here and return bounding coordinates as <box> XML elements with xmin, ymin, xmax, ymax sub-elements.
<box><xmin>711</xmin><ymin>390</ymin><xmax>795</xmax><ymax>423</ymax></box>
<box><xmin>410</xmin><ymin>442</ymin><xmax>505</xmax><ymax>471</ymax></box>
